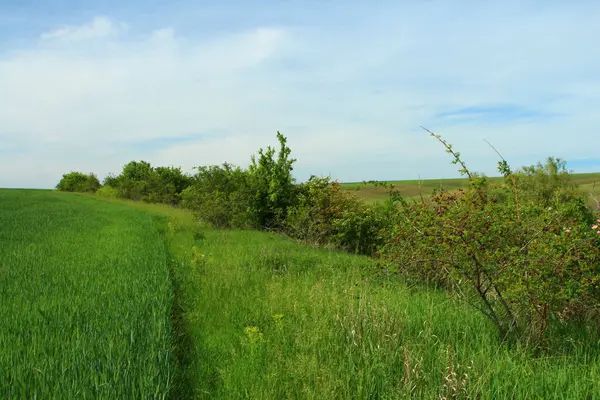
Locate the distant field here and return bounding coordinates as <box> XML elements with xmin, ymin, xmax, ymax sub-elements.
<box><xmin>343</xmin><ymin>172</ymin><xmax>600</xmax><ymax>203</ymax></box>
<box><xmin>0</xmin><ymin>190</ymin><xmax>174</xmax><ymax>398</ymax></box>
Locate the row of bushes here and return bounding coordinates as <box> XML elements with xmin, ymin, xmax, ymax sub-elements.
<box><xmin>57</xmin><ymin>162</ymin><xmax>191</xmax><ymax>204</ymax></box>
<box><xmin>56</xmin><ymin>130</ymin><xmax>600</xmax><ymax>343</ymax></box>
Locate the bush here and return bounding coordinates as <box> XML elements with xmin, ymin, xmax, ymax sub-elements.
<box><xmin>515</xmin><ymin>157</ymin><xmax>581</xmax><ymax>207</ymax></box>
<box><xmin>247</xmin><ymin>131</ymin><xmax>297</xmax><ymax>229</ymax></box>
<box><xmin>181</xmin><ymin>164</ymin><xmax>255</xmax><ymax>228</ymax></box>
<box><xmin>377</xmin><ymin>131</ymin><xmax>600</xmax><ymax>342</ymax></box>
<box><xmin>285</xmin><ymin>176</ymin><xmax>347</xmax><ymax>245</ymax></box>
<box><xmin>285</xmin><ymin>176</ymin><xmax>388</xmax><ymax>254</ymax></box>
<box><xmin>101</xmin><ymin>162</ymin><xmax>192</xmax><ymax>204</ymax></box>
<box><xmin>95</xmin><ymin>186</ymin><xmax>119</xmax><ymax>199</ymax></box>
<box><xmin>56</xmin><ymin>172</ymin><xmax>100</xmax><ymax>193</ymax></box>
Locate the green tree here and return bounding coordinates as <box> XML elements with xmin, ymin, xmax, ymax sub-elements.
<box><xmin>56</xmin><ymin>172</ymin><xmax>100</xmax><ymax>193</ymax></box>
<box><xmin>515</xmin><ymin>157</ymin><xmax>580</xmax><ymax>207</ymax></box>
<box><xmin>181</xmin><ymin>163</ymin><xmax>253</xmax><ymax>228</ymax></box>
<box><xmin>248</xmin><ymin>131</ymin><xmax>297</xmax><ymax>229</ymax></box>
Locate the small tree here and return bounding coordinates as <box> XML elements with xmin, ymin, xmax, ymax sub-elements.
<box><xmin>247</xmin><ymin>131</ymin><xmax>297</xmax><ymax>229</ymax></box>
<box><xmin>181</xmin><ymin>163</ymin><xmax>254</xmax><ymax>228</ymax></box>
<box><xmin>56</xmin><ymin>172</ymin><xmax>100</xmax><ymax>193</ymax></box>
<box><xmin>515</xmin><ymin>157</ymin><xmax>580</xmax><ymax>207</ymax></box>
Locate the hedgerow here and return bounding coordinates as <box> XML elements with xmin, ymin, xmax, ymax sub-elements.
<box><xmin>57</xmin><ymin>129</ymin><xmax>600</xmax><ymax>343</ymax></box>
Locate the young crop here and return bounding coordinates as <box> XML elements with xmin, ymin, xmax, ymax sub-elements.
<box><xmin>0</xmin><ymin>190</ymin><xmax>175</xmax><ymax>398</ymax></box>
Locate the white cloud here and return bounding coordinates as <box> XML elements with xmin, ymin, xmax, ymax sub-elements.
<box><xmin>1</xmin><ymin>2</ymin><xmax>599</xmax><ymax>188</ymax></box>
<box><xmin>39</xmin><ymin>16</ymin><xmax>127</xmax><ymax>42</ymax></box>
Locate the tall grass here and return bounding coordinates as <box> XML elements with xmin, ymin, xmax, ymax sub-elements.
<box><xmin>0</xmin><ymin>190</ymin><xmax>174</xmax><ymax>398</ymax></box>
<box><xmin>168</xmin><ymin>225</ymin><xmax>600</xmax><ymax>398</ymax></box>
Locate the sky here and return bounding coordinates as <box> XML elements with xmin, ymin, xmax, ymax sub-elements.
<box><xmin>1</xmin><ymin>0</ymin><xmax>599</xmax><ymax>188</ymax></box>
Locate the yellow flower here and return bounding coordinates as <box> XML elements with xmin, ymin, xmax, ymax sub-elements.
<box><xmin>244</xmin><ymin>326</ymin><xmax>264</xmax><ymax>344</ymax></box>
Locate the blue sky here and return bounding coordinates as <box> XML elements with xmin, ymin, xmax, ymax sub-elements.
<box><xmin>1</xmin><ymin>0</ymin><xmax>599</xmax><ymax>188</ymax></box>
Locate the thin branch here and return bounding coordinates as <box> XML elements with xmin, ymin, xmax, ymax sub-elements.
<box><xmin>421</xmin><ymin>126</ymin><xmax>473</xmax><ymax>180</ymax></box>
<box><xmin>483</xmin><ymin>138</ymin><xmax>521</xmax><ymax>220</ymax></box>
<box><xmin>422</xmin><ymin>126</ymin><xmax>487</xmax><ymax>204</ymax></box>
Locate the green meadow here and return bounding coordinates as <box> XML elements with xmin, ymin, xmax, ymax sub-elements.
<box><xmin>2</xmin><ymin>189</ymin><xmax>599</xmax><ymax>398</ymax></box>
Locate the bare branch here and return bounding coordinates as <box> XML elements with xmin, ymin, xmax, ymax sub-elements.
<box><xmin>483</xmin><ymin>138</ymin><xmax>521</xmax><ymax>221</ymax></box>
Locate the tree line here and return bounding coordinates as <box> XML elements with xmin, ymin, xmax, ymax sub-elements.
<box><xmin>57</xmin><ymin>130</ymin><xmax>600</xmax><ymax>344</ymax></box>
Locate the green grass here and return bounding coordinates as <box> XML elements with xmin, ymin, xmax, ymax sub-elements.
<box><xmin>0</xmin><ymin>190</ymin><xmax>175</xmax><ymax>398</ymax></box>
<box><xmin>164</xmin><ymin>214</ymin><xmax>600</xmax><ymax>398</ymax></box>
<box><xmin>343</xmin><ymin>172</ymin><xmax>600</xmax><ymax>204</ymax></box>
<box><xmin>2</xmin><ymin>190</ymin><xmax>599</xmax><ymax>398</ymax></box>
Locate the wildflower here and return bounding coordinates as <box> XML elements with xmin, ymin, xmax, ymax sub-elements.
<box><xmin>593</xmin><ymin>225</ymin><xmax>599</xmax><ymax>230</ymax></box>
<box><xmin>244</xmin><ymin>326</ymin><xmax>264</xmax><ymax>344</ymax></box>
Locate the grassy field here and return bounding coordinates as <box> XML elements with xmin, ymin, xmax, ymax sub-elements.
<box><xmin>343</xmin><ymin>172</ymin><xmax>600</xmax><ymax>203</ymax></box>
<box><xmin>0</xmin><ymin>190</ymin><xmax>175</xmax><ymax>398</ymax></box>
<box><xmin>125</xmin><ymin>197</ymin><xmax>600</xmax><ymax>398</ymax></box>
<box><xmin>2</xmin><ymin>190</ymin><xmax>599</xmax><ymax>398</ymax></box>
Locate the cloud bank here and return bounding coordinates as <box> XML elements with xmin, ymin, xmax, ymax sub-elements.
<box><xmin>1</xmin><ymin>1</ymin><xmax>599</xmax><ymax>188</ymax></box>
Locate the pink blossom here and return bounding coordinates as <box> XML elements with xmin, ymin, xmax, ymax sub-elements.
<box><xmin>593</xmin><ymin>225</ymin><xmax>599</xmax><ymax>230</ymax></box>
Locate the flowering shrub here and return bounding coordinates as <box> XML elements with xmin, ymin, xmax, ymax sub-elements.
<box><xmin>378</xmin><ymin>130</ymin><xmax>600</xmax><ymax>341</ymax></box>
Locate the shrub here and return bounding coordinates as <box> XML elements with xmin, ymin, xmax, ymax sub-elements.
<box><xmin>101</xmin><ymin>162</ymin><xmax>192</xmax><ymax>204</ymax></box>
<box><xmin>247</xmin><ymin>131</ymin><xmax>297</xmax><ymax>229</ymax></box>
<box><xmin>181</xmin><ymin>163</ymin><xmax>255</xmax><ymax>228</ymax></box>
<box><xmin>285</xmin><ymin>176</ymin><xmax>389</xmax><ymax>254</ymax></box>
<box><xmin>377</xmin><ymin>130</ymin><xmax>600</xmax><ymax>342</ymax></box>
<box><xmin>285</xmin><ymin>176</ymin><xmax>347</xmax><ymax>245</ymax></box>
<box><xmin>56</xmin><ymin>172</ymin><xmax>100</xmax><ymax>193</ymax></box>
<box><xmin>95</xmin><ymin>186</ymin><xmax>119</xmax><ymax>198</ymax></box>
<box><xmin>515</xmin><ymin>157</ymin><xmax>581</xmax><ymax>207</ymax></box>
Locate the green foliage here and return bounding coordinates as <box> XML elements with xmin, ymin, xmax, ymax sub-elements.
<box><xmin>516</xmin><ymin>157</ymin><xmax>580</xmax><ymax>207</ymax></box>
<box><xmin>248</xmin><ymin>131</ymin><xmax>297</xmax><ymax>229</ymax></box>
<box><xmin>102</xmin><ymin>173</ymin><xmax>120</xmax><ymax>187</ymax></box>
<box><xmin>95</xmin><ymin>185</ymin><xmax>119</xmax><ymax>198</ymax></box>
<box><xmin>285</xmin><ymin>176</ymin><xmax>388</xmax><ymax>254</ymax></box>
<box><xmin>146</xmin><ymin>166</ymin><xmax>192</xmax><ymax>204</ymax></box>
<box><xmin>55</xmin><ymin>171</ymin><xmax>100</xmax><ymax>193</ymax></box>
<box><xmin>378</xmin><ymin>131</ymin><xmax>600</xmax><ymax>342</ymax></box>
<box><xmin>0</xmin><ymin>190</ymin><xmax>174</xmax><ymax>398</ymax></box>
<box><xmin>181</xmin><ymin>163</ymin><xmax>255</xmax><ymax>228</ymax></box>
<box><xmin>162</xmin><ymin>211</ymin><xmax>600</xmax><ymax>398</ymax></box>
<box><xmin>179</xmin><ymin>131</ymin><xmax>298</xmax><ymax>230</ymax></box>
<box><xmin>284</xmin><ymin>176</ymin><xmax>349</xmax><ymax>245</ymax></box>
<box><xmin>101</xmin><ymin>161</ymin><xmax>192</xmax><ymax>204</ymax></box>
<box><xmin>55</xmin><ymin>128</ymin><xmax>600</xmax><ymax>351</ymax></box>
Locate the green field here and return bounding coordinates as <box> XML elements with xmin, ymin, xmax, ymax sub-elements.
<box><xmin>2</xmin><ymin>190</ymin><xmax>599</xmax><ymax>398</ymax></box>
<box><xmin>0</xmin><ymin>190</ymin><xmax>175</xmax><ymax>398</ymax></box>
<box><xmin>343</xmin><ymin>172</ymin><xmax>600</xmax><ymax>203</ymax></box>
